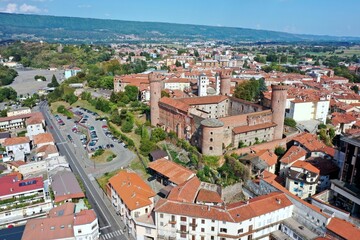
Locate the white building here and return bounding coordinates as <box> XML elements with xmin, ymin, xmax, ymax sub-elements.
<box><xmin>286</xmin><ymin>96</ymin><xmax>330</xmax><ymax>124</ymax></box>
<box><xmin>285</xmin><ymin>160</ymin><xmax>320</xmax><ymax>199</ymax></box>
<box><xmin>155</xmin><ymin>191</ymin><xmax>293</xmax><ymax>240</ymax></box>
<box><xmin>197</xmin><ymin>74</ymin><xmax>209</xmax><ymax>97</ymax></box>
<box><xmin>7</xmin><ymin>107</ymin><xmax>31</xmax><ymax>117</ymax></box>
<box><xmin>26</xmin><ymin>113</ymin><xmax>45</xmax><ymax>140</ymax></box>
<box><xmin>3</xmin><ymin>136</ymin><xmax>31</xmax><ymax>161</ymax></box>
<box><xmin>163</xmin><ymin>78</ymin><xmax>190</xmax><ymax>91</ymax></box>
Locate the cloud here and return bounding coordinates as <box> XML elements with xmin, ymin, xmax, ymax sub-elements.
<box><xmin>0</xmin><ymin>3</ymin><xmax>42</xmax><ymax>13</ymax></box>
<box><xmin>78</xmin><ymin>4</ymin><xmax>91</xmax><ymax>8</ymax></box>
<box><xmin>1</xmin><ymin>3</ymin><xmax>17</xmax><ymax>13</ymax></box>
<box><xmin>19</xmin><ymin>3</ymin><xmax>40</xmax><ymax>13</ymax></box>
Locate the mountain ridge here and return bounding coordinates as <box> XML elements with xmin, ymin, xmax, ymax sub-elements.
<box><xmin>0</xmin><ymin>12</ymin><xmax>359</xmax><ymax>44</ymax></box>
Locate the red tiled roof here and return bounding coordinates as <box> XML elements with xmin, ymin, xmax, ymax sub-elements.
<box><xmin>293</xmin><ymin>132</ymin><xmax>335</xmax><ymax>157</ymax></box>
<box><xmin>108</xmin><ymin>170</ymin><xmax>155</xmax><ymax>211</ymax></box>
<box><xmin>327</xmin><ymin>217</ymin><xmax>360</xmax><ymax>240</ymax></box>
<box><xmin>159</xmin><ymin>97</ymin><xmax>189</xmax><ymax>113</ymax></box>
<box><xmin>0</xmin><ymin>176</ymin><xmax>43</xmax><ymax>197</ymax></box>
<box><xmin>179</xmin><ymin>95</ymin><xmax>228</xmax><ymax>106</ymax></box>
<box><xmin>25</xmin><ymin>112</ymin><xmax>44</xmax><ymax>125</ymax></box>
<box><xmin>148</xmin><ymin>158</ymin><xmax>195</xmax><ymax>185</ymax></box>
<box><xmin>291</xmin><ymin>160</ymin><xmax>320</xmax><ymax>174</ymax></box>
<box><xmin>279</xmin><ymin>146</ymin><xmax>307</xmax><ymax>165</ymax></box>
<box><xmin>233</xmin><ymin>122</ymin><xmax>276</xmax><ymax>134</ymax></box>
<box><xmin>74</xmin><ymin>209</ymin><xmax>97</xmax><ymax>226</ymax></box>
<box><xmin>254</xmin><ymin>149</ymin><xmax>277</xmax><ymax>167</ymax></box>
<box><xmin>196</xmin><ymin>189</ymin><xmax>222</xmax><ymax>204</ymax></box>
<box><xmin>3</xmin><ymin>136</ymin><xmax>30</xmax><ymax>146</ymax></box>
<box><xmin>167</xmin><ymin>176</ymin><xmax>201</xmax><ymax>203</ymax></box>
<box><xmin>33</xmin><ymin>133</ymin><xmax>55</xmax><ymax>145</ymax></box>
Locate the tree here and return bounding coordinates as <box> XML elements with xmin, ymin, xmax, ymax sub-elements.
<box><xmin>124</xmin><ymin>85</ymin><xmax>139</xmax><ymax>101</ymax></box>
<box><xmin>274</xmin><ymin>146</ymin><xmax>286</xmax><ymax>157</ymax></box>
<box><xmin>0</xmin><ymin>87</ymin><xmax>17</xmax><ymax>102</ymax></box>
<box><xmin>233</xmin><ymin>78</ymin><xmax>260</xmax><ymax>102</ymax></box>
<box><xmin>64</xmin><ymin>93</ymin><xmax>78</xmax><ymax>105</ymax></box>
<box><xmin>161</xmin><ymin>90</ymin><xmax>170</xmax><ymax>98</ymax></box>
<box><xmin>284</xmin><ymin>118</ymin><xmax>297</xmax><ymax>128</ymax></box>
<box><xmin>194</xmin><ymin>50</ymin><xmax>199</xmax><ymax>58</ymax></box>
<box><xmin>351</xmin><ymin>85</ymin><xmax>359</xmax><ymax>94</ymax></box>
<box><xmin>34</xmin><ymin>75</ymin><xmax>46</xmax><ymax>81</ymax></box>
<box><xmin>151</xmin><ymin>128</ymin><xmax>166</xmax><ymax>143</ymax></box>
<box><xmin>175</xmin><ymin>60</ymin><xmax>182</xmax><ymax>67</ymax></box>
<box><xmin>0</xmin><ymin>65</ymin><xmax>18</xmax><ymax>86</ymax></box>
<box><xmin>48</xmin><ymin>74</ymin><xmax>59</xmax><ymax>88</ymax></box>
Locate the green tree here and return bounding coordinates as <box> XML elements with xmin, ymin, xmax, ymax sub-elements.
<box><xmin>274</xmin><ymin>146</ymin><xmax>286</xmax><ymax>157</ymax></box>
<box><xmin>0</xmin><ymin>87</ymin><xmax>17</xmax><ymax>102</ymax></box>
<box><xmin>48</xmin><ymin>74</ymin><xmax>59</xmax><ymax>88</ymax></box>
<box><xmin>124</xmin><ymin>85</ymin><xmax>139</xmax><ymax>101</ymax></box>
<box><xmin>34</xmin><ymin>75</ymin><xmax>46</xmax><ymax>81</ymax></box>
<box><xmin>284</xmin><ymin>118</ymin><xmax>297</xmax><ymax>128</ymax></box>
<box><xmin>0</xmin><ymin>65</ymin><xmax>18</xmax><ymax>86</ymax></box>
<box><xmin>175</xmin><ymin>60</ymin><xmax>182</xmax><ymax>67</ymax></box>
<box><xmin>64</xmin><ymin>93</ymin><xmax>78</xmax><ymax>105</ymax></box>
<box><xmin>351</xmin><ymin>85</ymin><xmax>359</xmax><ymax>94</ymax></box>
<box><xmin>161</xmin><ymin>90</ymin><xmax>170</xmax><ymax>98</ymax></box>
<box><xmin>151</xmin><ymin>128</ymin><xmax>166</xmax><ymax>143</ymax></box>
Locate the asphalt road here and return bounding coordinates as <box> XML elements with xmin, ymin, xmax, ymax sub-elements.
<box><xmin>39</xmin><ymin>101</ymin><xmax>130</xmax><ymax>240</ymax></box>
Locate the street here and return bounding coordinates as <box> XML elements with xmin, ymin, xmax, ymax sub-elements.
<box><xmin>39</xmin><ymin>101</ymin><xmax>131</xmax><ymax>240</ymax></box>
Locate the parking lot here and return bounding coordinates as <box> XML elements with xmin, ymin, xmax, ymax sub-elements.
<box><xmin>51</xmin><ymin>106</ymin><xmax>135</xmax><ymax>176</ymax></box>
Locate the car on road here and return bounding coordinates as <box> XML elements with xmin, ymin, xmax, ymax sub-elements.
<box><xmin>67</xmin><ymin>134</ymin><xmax>73</xmax><ymax>142</ymax></box>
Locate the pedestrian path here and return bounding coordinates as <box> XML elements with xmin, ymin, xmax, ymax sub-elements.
<box><xmin>100</xmin><ymin>230</ymin><xmax>124</xmax><ymax>239</ymax></box>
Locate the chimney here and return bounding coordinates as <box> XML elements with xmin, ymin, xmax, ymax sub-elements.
<box><xmin>276</xmin><ymin>198</ymin><xmax>282</xmax><ymax>205</ymax></box>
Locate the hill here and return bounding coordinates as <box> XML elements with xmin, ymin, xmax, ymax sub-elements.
<box><xmin>0</xmin><ymin>13</ymin><xmax>359</xmax><ymax>44</ymax></box>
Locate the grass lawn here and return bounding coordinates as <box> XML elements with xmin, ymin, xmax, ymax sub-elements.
<box><xmin>50</xmin><ymin>101</ymin><xmax>70</xmax><ymax>113</ymax></box>
<box><xmin>109</xmin><ymin>122</ymin><xmax>142</xmax><ymax>148</ymax></box>
<box><xmin>91</xmin><ymin>149</ymin><xmax>116</xmax><ymax>163</ymax></box>
<box><xmin>96</xmin><ymin>169</ymin><xmax>121</xmax><ymax>191</ymax></box>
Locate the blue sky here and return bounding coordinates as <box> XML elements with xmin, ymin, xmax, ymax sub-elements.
<box><xmin>0</xmin><ymin>0</ymin><xmax>359</xmax><ymax>37</ymax></box>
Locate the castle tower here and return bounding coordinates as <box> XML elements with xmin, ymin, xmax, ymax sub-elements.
<box><xmin>197</xmin><ymin>74</ymin><xmax>209</xmax><ymax>97</ymax></box>
<box><xmin>214</xmin><ymin>73</ymin><xmax>220</xmax><ymax>95</ymax></box>
<box><xmin>149</xmin><ymin>72</ymin><xmax>163</xmax><ymax>126</ymax></box>
<box><xmin>200</xmin><ymin>118</ymin><xmax>224</xmax><ymax>156</ymax></box>
<box><xmin>220</xmin><ymin>69</ymin><xmax>232</xmax><ymax>96</ymax></box>
<box><xmin>271</xmin><ymin>84</ymin><xmax>289</xmax><ymax>140</ymax></box>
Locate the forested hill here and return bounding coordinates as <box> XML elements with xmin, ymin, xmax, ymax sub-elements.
<box><xmin>0</xmin><ymin>13</ymin><xmax>359</xmax><ymax>44</ymax></box>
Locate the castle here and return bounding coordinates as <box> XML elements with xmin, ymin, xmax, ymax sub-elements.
<box><xmin>149</xmin><ymin>70</ymin><xmax>288</xmax><ymax>156</ymax></box>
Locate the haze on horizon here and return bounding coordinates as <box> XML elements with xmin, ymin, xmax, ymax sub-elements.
<box><xmin>0</xmin><ymin>0</ymin><xmax>359</xmax><ymax>37</ymax></box>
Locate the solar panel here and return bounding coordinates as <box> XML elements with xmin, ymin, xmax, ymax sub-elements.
<box><xmin>19</xmin><ymin>180</ymin><xmax>37</xmax><ymax>187</ymax></box>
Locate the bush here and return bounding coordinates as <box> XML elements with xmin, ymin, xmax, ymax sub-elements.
<box><xmin>274</xmin><ymin>146</ymin><xmax>286</xmax><ymax>157</ymax></box>
<box><xmin>93</xmin><ymin>149</ymin><xmax>104</xmax><ymax>157</ymax></box>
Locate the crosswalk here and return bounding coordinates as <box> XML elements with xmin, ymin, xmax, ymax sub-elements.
<box><xmin>100</xmin><ymin>229</ymin><xmax>124</xmax><ymax>240</ymax></box>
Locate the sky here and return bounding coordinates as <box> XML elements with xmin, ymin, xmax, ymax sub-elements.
<box><xmin>0</xmin><ymin>0</ymin><xmax>359</xmax><ymax>37</ymax></box>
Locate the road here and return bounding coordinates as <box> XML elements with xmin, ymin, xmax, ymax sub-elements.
<box><xmin>39</xmin><ymin>101</ymin><xmax>130</xmax><ymax>240</ymax></box>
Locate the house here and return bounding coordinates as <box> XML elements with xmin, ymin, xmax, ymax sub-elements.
<box><xmin>107</xmin><ymin>170</ymin><xmax>156</xmax><ymax>238</ymax></box>
<box><xmin>0</xmin><ymin>132</ymin><xmax>11</xmax><ymax>145</ymax></box>
<box><xmin>35</xmin><ymin>144</ymin><xmax>59</xmax><ymax>160</ymax></box>
<box><xmin>51</xmin><ymin>170</ymin><xmax>85</xmax><ymax>204</ymax></box>
<box><xmin>22</xmin><ymin>203</ymin><xmax>100</xmax><ymax>240</ymax></box>
<box><xmin>26</xmin><ymin>113</ymin><xmax>45</xmax><ymax>139</ymax></box>
<box><xmin>155</xmin><ymin>191</ymin><xmax>293</xmax><ymax>240</ymax></box>
<box><xmin>0</xmin><ymin>175</ymin><xmax>52</xmax><ymax>226</ymax></box>
<box><xmin>326</xmin><ymin>217</ymin><xmax>360</xmax><ymax>240</ymax></box>
<box><xmin>306</xmin><ymin>157</ymin><xmax>339</xmax><ymax>192</ymax></box>
<box><xmin>3</xmin><ymin>136</ymin><xmax>31</xmax><ymax>161</ymax></box>
<box><xmin>285</xmin><ymin>160</ymin><xmax>320</xmax><ymax>199</ymax></box>
<box><xmin>279</xmin><ymin>145</ymin><xmax>307</xmax><ymax>177</ymax></box>
<box><xmin>148</xmin><ymin>158</ymin><xmax>195</xmax><ymax>186</ymax></box>
<box><xmin>64</xmin><ymin>67</ymin><xmax>82</xmax><ymax>79</ymax></box>
<box><xmin>240</xmin><ymin>149</ymin><xmax>277</xmax><ymax>175</ymax></box>
<box><xmin>33</xmin><ymin>133</ymin><xmax>55</xmax><ymax>148</ymax></box>
<box><xmin>292</xmin><ymin>132</ymin><xmax>335</xmax><ymax>158</ymax></box>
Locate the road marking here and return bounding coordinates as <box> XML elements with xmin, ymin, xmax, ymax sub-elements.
<box><xmin>104</xmin><ymin>234</ymin><xmax>109</xmax><ymax>239</ymax></box>
<box><xmin>100</xmin><ymin>225</ymin><xmax>110</xmax><ymax>230</ymax></box>
<box><xmin>109</xmin><ymin>232</ymin><xmax>113</xmax><ymax>237</ymax></box>
<box><xmin>119</xmin><ymin>229</ymin><xmax>123</xmax><ymax>234</ymax></box>
<box><xmin>117</xmin><ymin>230</ymin><xmax>122</xmax><ymax>235</ymax></box>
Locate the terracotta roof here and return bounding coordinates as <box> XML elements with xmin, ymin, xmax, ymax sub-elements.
<box><xmin>35</xmin><ymin>144</ymin><xmax>58</xmax><ymax>156</ymax></box>
<box><xmin>108</xmin><ymin>170</ymin><xmax>155</xmax><ymax>211</ymax></box>
<box><xmin>25</xmin><ymin>112</ymin><xmax>44</xmax><ymax>125</ymax></box>
<box><xmin>8</xmin><ymin>160</ymin><xmax>26</xmax><ymax>168</ymax></box>
<box><xmin>155</xmin><ymin>192</ymin><xmax>292</xmax><ymax>223</ymax></box>
<box><xmin>159</xmin><ymin>97</ymin><xmax>189</xmax><ymax>113</ymax></box>
<box><xmin>291</xmin><ymin>160</ymin><xmax>320</xmax><ymax>174</ymax></box>
<box><xmin>148</xmin><ymin>158</ymin><xmax>195</xmax><ymax>185</ymax></box>
<box><xmin>74</xmin><ymin>209</ymin><xmax>97</xmax><ymax>225</ymax></box>
<box><xmin>279</xmin><ymin>146</ymin><xmax>307</xmax><ymax>165</ymax></box>
<box><xmin>33</xmin><ymin>133</ymin><xmax>55</xmax><ymax>145</ymax></box>
<box><xmin>164</xmin><ymin>78</ymin><xmax>190</xmax><ymax>83</ymax></box>
<box><xmin>167</xmin><ymin>176</ymin><xmax>201</xmax><ymax>203</ymax></box>
<box><xmin>196</xmin><ymin>189</ymin><xmax>222</xmax><ymax>204</ymax></box>
<box><xmin>293</xmin><ymin>132</ymin><xmax>335</xmax><ymax>157</ymax></box>
<box><xmin>232</xmin><ymin>122</ymin><xmax>276</xmax><ymax>134</ymax></box>
<box><xmin>179</xmin><ymin>95</ymin><xmax>228</xmax><ymax>106</ymax></box>
<box><xmin>327</xmin><ymin>217</ymin><xmax>360</xmax><ymax>240</ymax></box>
<box><xmin>0</xmin><ymin>176</ymin><xmax>43</xmax><ymax>197</ymax></box>
<box><xmin>48</xmin><ymin>202</ymin><xmax>75</xmax><ymax>218</ymax></box>
<box><xmin>3</xmin><ymin>136</ymin><xmax>30</xmax><ymax>146</ymax></box>
<box><xmin>22</xmin><ymin>215</ymin><xmax>74</xmax><ymax>240</ymax></box>
<box><xmin>254</xmin><ymin>149</ymin><xmax>277</xmax><ymax>167</ymax></box>
<box><xmin>0</xmin><ymin>112</ymin><xmax>33</xmax><ymax>123</ymax></box>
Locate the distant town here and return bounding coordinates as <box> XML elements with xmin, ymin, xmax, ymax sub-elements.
<box><xmin>0</xmin><ymin>39</ymin><xmax>360</xmax><ymax>240</ymax></box>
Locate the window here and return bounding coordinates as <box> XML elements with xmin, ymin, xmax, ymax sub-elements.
<box><xmin>209</xmin><ymin>147</ymin><xmax>213</xmax><ymax>150</ymax></box>
<box><xmin>181</xmin><ymin>216</ymin><xmax>187</xmax><ymax>222</ymax></box>
<box><xmin>201</xmin><ymin>228</ymin><xmax>205</xmax><ymax>232</ymax></box>
<box><xmin>160</xmin><ymin>213</ymin><xmax>164</xmax><ymax>218</ymax></box>
<box><xmin>201</xmin><ymin>219</ymin><xmax>205</xmax><ymax>224</ymax></box>
<box><xmin>77</xmin><ymin>229</ymin><xmax>82</xmax><ymax>234</ymax></box>
<box><xmin>238</xmin><ymin>228</ymin><xmax>243</xmax><ymax>234</ymax></box>
<box><xmin>210</xmin><ymin>138</ymin><xmax>213</xmax><ymax>142</ymax></box>
<box><xmin>146</xmin><ymin>227</ymin><xmax>151</xmax><ymax>234</ymax></box>
<box><xmin>211</xmin><ymin>227</ymin><xmax>215</xmax><ymax>231</ymax></box>
<box><xmin>220</xmin><ymin>228</ymin><xmax>227</xmax><ymax>233</ymax></box>
<box><xmin>160</xmin><ymin>222</ymin><xmax>164</xmax><ymax>226</ymax></box>
<box><xmin>210</xmin><ymin>132</ymin><xmax>213</xmax><ymax>135</ymax></box>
